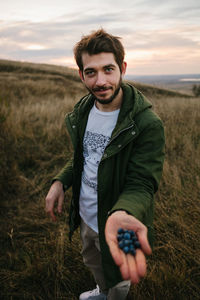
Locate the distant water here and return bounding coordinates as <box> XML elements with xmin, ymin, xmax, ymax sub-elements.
<box><xmin>180</xmin><ymin>78</ymin><xmax>200</xmax><ymax>82</ymax></box>
<box><xmin>125</xmin><ymin>74</ymin><xmax>200</xmax><ymax>85</ymax></box>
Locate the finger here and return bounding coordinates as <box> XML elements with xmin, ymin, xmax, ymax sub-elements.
<box><xmin>57</xmin><ymin>194</ymin><xmax>64</xmax><ymax>214</ymax></box>
<box><xmin>46</xmin><ymin>198</ymin><xmax>56</xmax><ymax>221</ymax></box>
<box><xmin>119</xmin><ymin>251</ymin><xmax>130</xmax><ymax>280</ymax></box>
<box><xmin>127</xmin><ymin>254</ymin><xmax>140</xmax><ymax>284</ymax></box>
<box><xmin>108</xmin><ymin>239</ymin><xmax>139</xmax><ymax>282</ymax></box>
<box><xmin>107</xmin><ymin>240</ymin><xmax>123</xmax><ymax>267</ymax></box>
<box><xmin>49</xmin><ymin>210</ymin><xmax>56</xmax><ymax>222</ymax></box>
<box><xmin>135</xmin><ymin>249</ymin><xmax>147</xmax><ymax>278</ymax></box>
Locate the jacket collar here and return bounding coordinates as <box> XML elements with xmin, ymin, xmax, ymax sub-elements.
<box><xmin>72</xmin><ymin>82</ymin><xmax>152</xmax><ymax>140</ymax></box>
<box><xmin>111</xmin><ymin>82</ymin><xmax>152</xmax><ymax>137</ymax></box>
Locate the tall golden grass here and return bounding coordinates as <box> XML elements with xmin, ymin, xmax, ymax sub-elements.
<box><xmin>0</xmin><ymin>60</ymin><xmax>199</xmax><ymax>299</ymax></box>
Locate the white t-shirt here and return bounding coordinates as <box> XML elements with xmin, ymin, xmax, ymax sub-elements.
<box><xmin>79</xmin><ymin>103</ymin><xmax>120</xmax><ymax>233</ymax></box>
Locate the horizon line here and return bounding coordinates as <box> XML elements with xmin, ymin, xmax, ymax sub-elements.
<box><xmin>0</xmin><ymin>57</ymin><xmax>200</xmax><ymax>78</ymax></box>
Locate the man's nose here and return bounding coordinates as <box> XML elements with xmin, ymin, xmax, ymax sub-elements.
<box><xmin>96</xmin><ymin>72</ymin><xmax>106</xmax><ymax>86</ymax></box>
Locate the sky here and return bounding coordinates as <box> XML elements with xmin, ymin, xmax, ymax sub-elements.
<box><xmin>0</xmin><ymin>0</ymin><xmax>200</xmax><ymax>75</ymax></box>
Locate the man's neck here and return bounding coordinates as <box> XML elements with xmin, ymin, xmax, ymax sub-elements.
<box><xmin>95</xmin><ymin>88</ymin><xmax>123</xmax><ymax>112</ymax></box>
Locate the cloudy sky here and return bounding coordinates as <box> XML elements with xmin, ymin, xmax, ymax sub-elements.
<box><xmin>0</xmin><ymin>0</ymin><xmax>200</xmax><ymax>75</ymax></box>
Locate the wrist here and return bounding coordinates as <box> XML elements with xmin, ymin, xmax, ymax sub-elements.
<box><xmin>52</xmin><ymin>180</ymin><xmax>65</xmax><ymax>190</ymax></box>
<box><xmin>108</xmin><ymin>209</ymin><xmax>132</xmax><ymax>217</ymax></box>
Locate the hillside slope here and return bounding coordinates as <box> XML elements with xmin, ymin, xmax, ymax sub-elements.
<box><xmin>0</xmin><ymin>59</ymin><xmax>191</xmax><ymax>101</ymax></box>
<box><xmin>0</xmin><ymin>59</ymin><xmax>199</xmax><ymax>300</ymax></box>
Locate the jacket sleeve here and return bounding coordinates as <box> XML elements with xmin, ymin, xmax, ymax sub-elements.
<box><xmin>52</xmin><ymin>158</ymin><xmax>73</xmax><ymax>191</ymax></box>
<box><xmin>110</xmin><ymin>119</ymin><xmax>165</xmax><ymax>224</ymax></box>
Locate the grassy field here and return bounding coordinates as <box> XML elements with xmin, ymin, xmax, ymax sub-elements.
<box><xmin>0</xmin><ymin>59</ymin><xmax>200</xmax><ymax>300</ymax></box>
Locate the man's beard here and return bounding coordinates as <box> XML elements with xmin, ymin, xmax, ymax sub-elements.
<box><xmin>86</xmin><ymin>77</ymin><xmax>122</xmax><ymax>105</ymax></box>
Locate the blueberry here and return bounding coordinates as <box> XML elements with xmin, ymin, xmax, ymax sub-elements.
<box><xmin>128</xmin><ymin>230</ymin><xmax>134</xmax><ymax>236</ymax></box>
<box><xmin>118</xmin><ymin>240</ymin><xmax>125</xmax><ymax>249</ymax></box>
<box><xmin>134</xmin><ymin>241</ymin><xmax>141</xmax><ymax>249</ymax></box>
<box><xmin>123</xmin><ymin>246</ymin><xmax>130</xmax><ymax>254</ymax></box>
<box><xmin>118</xmin><ymin>228</ymin><xmax>124</xmax><ymax>234</ymax></box>
<box><xmin>132</xmin><ymin>236</ymin><xmax>137</xmax><ymax>242</ymax></box>
<box><xmin>117</xmin><ymin>228</ymin><xmax>140</xmax><ymax>256</ymax></box>
<box><xmin>124</xmin><ymin>232</ymin><xmax>131</xmax><ymax>240</ymax></box>
<box><xmin>132</xmin><ymin>232</ymin><xmax>136</xmax><ymax>238</ymax></box>
<box><xmin>130</xmin><ymin>248</ymin><xmax>136</xmax><ymax>256</ymax></box>
<box><xmin>124</xmin><ymin>239</ymin><xmax>132</xmax><ymax>246</ymax></box>
<box><xmin>117</xmin><ymin>234</ymin><xmax>124</xmax><ymax>241</ymax></box>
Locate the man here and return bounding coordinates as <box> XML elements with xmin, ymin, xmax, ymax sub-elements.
<box><xmin>45</xmin><ymin>29</ymin><xmax>165</xmax><ymax>300</ymax></box>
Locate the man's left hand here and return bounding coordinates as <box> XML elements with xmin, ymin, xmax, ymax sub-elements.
<box><xmin>105</xmin><ymin>211</ymin><xmax>152</xmax><ymax>284</ymax></box>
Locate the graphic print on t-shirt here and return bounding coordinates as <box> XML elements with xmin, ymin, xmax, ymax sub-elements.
<box><xmin>79</xmin><ymin>104</ymin><xmax>120</xmax><ymax>233</ymax></box>
<box><xmin>82</xmin><ymin>130</ymin><xmax>110</xmax><ymax>191</ymax></box>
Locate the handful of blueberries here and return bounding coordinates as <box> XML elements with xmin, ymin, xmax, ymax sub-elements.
<box><xmin>117</xmin><ymin>228</ymin><xmax>141</xmax><ymax>256</ymax></box>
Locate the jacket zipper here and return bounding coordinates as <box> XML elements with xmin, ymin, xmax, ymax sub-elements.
<box><xmin>106</xmin><ymin>122</ymin><xmax>135</xmax><ymax>148</ymax></box>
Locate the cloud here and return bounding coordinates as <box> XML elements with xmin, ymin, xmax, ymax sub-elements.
<box><xmin>124</xmin><ymin>27</ymin><xmax>200</xmax><ymax>51</ymax></box>
<box><xmin>0</xmin><ymin>2</ymin><xmax>200</xmax><ymax>75</ymax></box>
<box><xmin>0</xmin><ymin>11</ymin><xmax>131</xmax><ymax>59</ymax></box>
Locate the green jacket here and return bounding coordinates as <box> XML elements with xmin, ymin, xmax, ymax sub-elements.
<box><xmin>54</xmin><ymin>82</ymin><xmax>165</xmax><ymax>288</ymax></box>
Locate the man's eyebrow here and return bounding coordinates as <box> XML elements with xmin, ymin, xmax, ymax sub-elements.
<box><xmin>84</xmin><ymin>67</ymin><xmax>94</xmax><ymax>73</ymax></box>
<box><xmin>104</xmin><ymin>64</ymin><xmax>116</xmax><ymax>68</ymax></box>
<box><xmin>84</xmin><ymin>64</ymin><xmax>116</xmax><ymax>73</ymax></box>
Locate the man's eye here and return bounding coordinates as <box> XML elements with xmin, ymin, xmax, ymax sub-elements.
<box><xmin>85</xmin><ymin>70</ymin><xmax>95</xmax><ymax>76</ymax></box>
<box><xmin>105</xmin><ymin>68</ymin><xmax>113</xmax><ymax>73</ymax></box>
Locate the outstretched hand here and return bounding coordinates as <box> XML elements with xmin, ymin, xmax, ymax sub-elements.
<box><xmin>105</xmin><ymin>211</ymin><xmax>152</xmax><ymax>284</ymax></box>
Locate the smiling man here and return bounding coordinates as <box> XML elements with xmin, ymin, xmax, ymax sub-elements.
<box><xmin>80</xmin><ymin>52</ymin><xmax>125</xmax><ymax>108</ymax></box>
<box><xmin>45</xmin><ymin>29</ymin><xmax>165</xmax><ymax>300</ymax></box>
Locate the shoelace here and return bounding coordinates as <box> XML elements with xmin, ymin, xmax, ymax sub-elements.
<box><xmin>89</xmin><ymin>285</ymin><xmax>100</xmax><ymax>296</ymax></box>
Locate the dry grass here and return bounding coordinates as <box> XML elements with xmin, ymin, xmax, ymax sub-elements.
<box><xmin>0</xmin><ymin>60</ymin><xmax>199</xmax><ymax>300</ymax></box>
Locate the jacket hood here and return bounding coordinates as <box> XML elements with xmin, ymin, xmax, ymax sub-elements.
<box><xmin>109</xmin><ymin>82</ymin><xmax>152</xmax><ymax>136</ymax></box>
<box><xmin>119</xmin><ymin>82</ymin><xmax>152</xmax><ymax>122</ymax></box>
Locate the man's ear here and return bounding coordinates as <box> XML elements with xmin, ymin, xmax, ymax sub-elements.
<box><xmin>121</xmin><ymin>61</ymin><xmax>127</xmax><ymax>76</ymax></box>
<box><xmin>79</xmin><ymin>69</ymin><xmax>84</xmax><ymax>81</ymax></box>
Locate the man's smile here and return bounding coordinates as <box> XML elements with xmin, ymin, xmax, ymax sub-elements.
<box><xmin>93</xmin><ymin>86</ymin><xmax>112</xmax><ymax>92</ymax></box>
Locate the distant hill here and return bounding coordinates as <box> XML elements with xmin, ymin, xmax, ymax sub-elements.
<box><xmin>126</xmin><ymin>74</ymin><xmax>200</xmax><ymax>96</ymax></box>
<box><xmin>0</xmin><ymin>59</ymin><xmax>192</xmax><ymax>99</ymax></box>
<box><xmin>0</xmin><ymin>59</ymin><xmax>80</xmax><ymax>81</ymax></box>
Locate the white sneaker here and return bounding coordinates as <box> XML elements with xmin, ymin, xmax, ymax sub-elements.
<box><xmin>79</xmin><ymin>285</ymin><xmax>107</xmax><ymax>300</ymax></box>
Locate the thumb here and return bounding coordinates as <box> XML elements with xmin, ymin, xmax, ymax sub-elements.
<box><xmin>137</xmin><ymin>227</ymin><xmax>152</xmax><ymax>255</ymax></box>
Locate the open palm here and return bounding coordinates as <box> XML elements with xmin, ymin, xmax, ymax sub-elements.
<box><xmin>105</xmin><ymin>211</ymin><xmax>152</xmax><ymax>284</ymax></box>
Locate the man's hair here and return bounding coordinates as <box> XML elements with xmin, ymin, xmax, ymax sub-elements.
<box><xmin>73</xmin><ymin>29</ymin><xmax>125</xmax><ymax>73</ymax></box>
